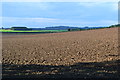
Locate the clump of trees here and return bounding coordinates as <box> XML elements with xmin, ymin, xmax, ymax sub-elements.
<box><xmin>68</xmin><ymin>28</ymin><xmax>71</xmax><ymax>31</ymax></box>
<box><xmin>68</xmin><ymin>24</ymin><xmax>120</xmax><ymax>32</ymax></box>
<box><xmin>70</xmin><ymin>28</ymin><xmax>81</xmax><ymax>31</ymax></box>
<box><xmin>109</xmin><ymin>24</ymin><xmax>120</xmax><ymax>28</ymax></box>
<box><xmin>11</xmin><ymin>27</ymin><xmax>32</xmax><ymax>30</ymax></box>
<box><xmin>2</xmin><ymin>27</ymin><xmax>4</xmax><ymax>29</ymax></box>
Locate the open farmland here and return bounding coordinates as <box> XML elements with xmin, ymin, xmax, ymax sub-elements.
<box><xmin>2</xmin><ymin>27</ymin><xmax>120</xmax><ymax>78</ymax></box>
<box><xmin>0</xmin><ymin>29</ymin><xmax>67</xmax><ymax>33</ymax></box>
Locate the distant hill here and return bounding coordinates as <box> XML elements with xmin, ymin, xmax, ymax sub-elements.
<box><xmin>31</xmin><ymin>26</ymin><xmax>80</xmax><ymax>30</ymax></box>
<box><xmin>45</xmin><ymin>26</ymin><xmax>79</xmax><ymax>30</ymax></box>
<box><xmin>2</xmin><ymin>24</ymin><xmax>119</xmax><ymax>30</ymax></box>
<box><xmin>31</xmin><ymin>26</ymin><xmax>107</xmax><ymax>30</ymax></box>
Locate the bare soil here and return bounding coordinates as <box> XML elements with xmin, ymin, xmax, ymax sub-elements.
<box><xmin>2</xmin><ymin>27</ymin><xmax>120</xmax><ymax>78</ymax></box>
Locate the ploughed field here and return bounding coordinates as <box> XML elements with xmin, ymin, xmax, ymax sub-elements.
<box><xmin>2</xmin><ymin>27</ymin><xmax>120</xmax><ymax>78</ymax></box>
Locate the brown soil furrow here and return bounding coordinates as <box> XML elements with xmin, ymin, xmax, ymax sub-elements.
<box><xmin>2</xmin><ymin>28</ymin><xmax>119</xmax><ymax>66</ymax></box>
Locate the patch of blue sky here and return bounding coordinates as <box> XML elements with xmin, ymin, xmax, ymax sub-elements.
<box><xmin>1</xmin><ymin>2</ymin><xmax>118</xmax><ymax>28</ymax></box>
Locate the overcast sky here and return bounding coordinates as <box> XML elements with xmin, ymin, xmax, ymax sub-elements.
<box><xmin>1</xmin><ymin>2</ymin><xmax>118</xmax><ymax>28</ymax></box>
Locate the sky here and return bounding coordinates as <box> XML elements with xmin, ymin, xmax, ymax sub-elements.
<box><xmin>1</xmin><ymin>1</ymin><xmax>118</xmax><ymax>28</ymax></box>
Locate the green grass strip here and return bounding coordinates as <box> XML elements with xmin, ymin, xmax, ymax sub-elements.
<box><xmin>0</xmin><ymin>29</ymin><xmax>68</xmax><ymax>32</ymax></box>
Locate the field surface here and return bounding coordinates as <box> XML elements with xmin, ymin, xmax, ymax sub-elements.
<box><xmin>0</xmin><ymin>29</ymin><xmax>67</xmax><ymax>32</ymax></box>
<box><xmin>2</xmin><ymin>27</ymin><xmax>120</xmax><ymax>78</ymax></box>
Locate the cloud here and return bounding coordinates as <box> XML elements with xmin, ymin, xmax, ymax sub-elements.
<box><xmin>1</xmin><ymin>17</ymin><xmax>60</xmax><ymax>27</ymax></box>
<box><xmin>99</xmin><ymin>20</ymin><xmax>118</xmax><ymax>24</ymax></box>
<box><xmin>77</xmin><ymin>2</ymin><xmax>101</xmax><ymax>7</ymax></box>
<box><xmin>1</xmin><ymin>17</ymin><xmax>117</xmax><ymax>27</ymax></box>
<box><xmin>110</xmin><ymin>3</ymin><xmax>118</xmax><ymax>11</ymax></box>
<box><xmin>21</xmin><ymin>3</ymin><xmax>50</xmax><ymax>10</ymax></box>
<box><xmin>2</xmin><ymin>2</ymin><xmax>51</xmax><ymax>10</ymax></box>
<box><xmin>2</xmin><ymin>0</ymin><xmax>119</xmax><ymax>2</ymax></box>
<box><xmin>2</xmin><ymin>17</ymin><xmax>59</xmax><ymax>23</ymax></box>
<box><xmin>77</xmin><ymin>2</ymin><xmax>118</xmax><ymax>11</ymax></box>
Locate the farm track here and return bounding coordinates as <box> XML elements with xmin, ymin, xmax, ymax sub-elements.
<box><xmin>2</xmin><ymin>27</ymin><xmax>120</xmax><ymax>78</ymax></box>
